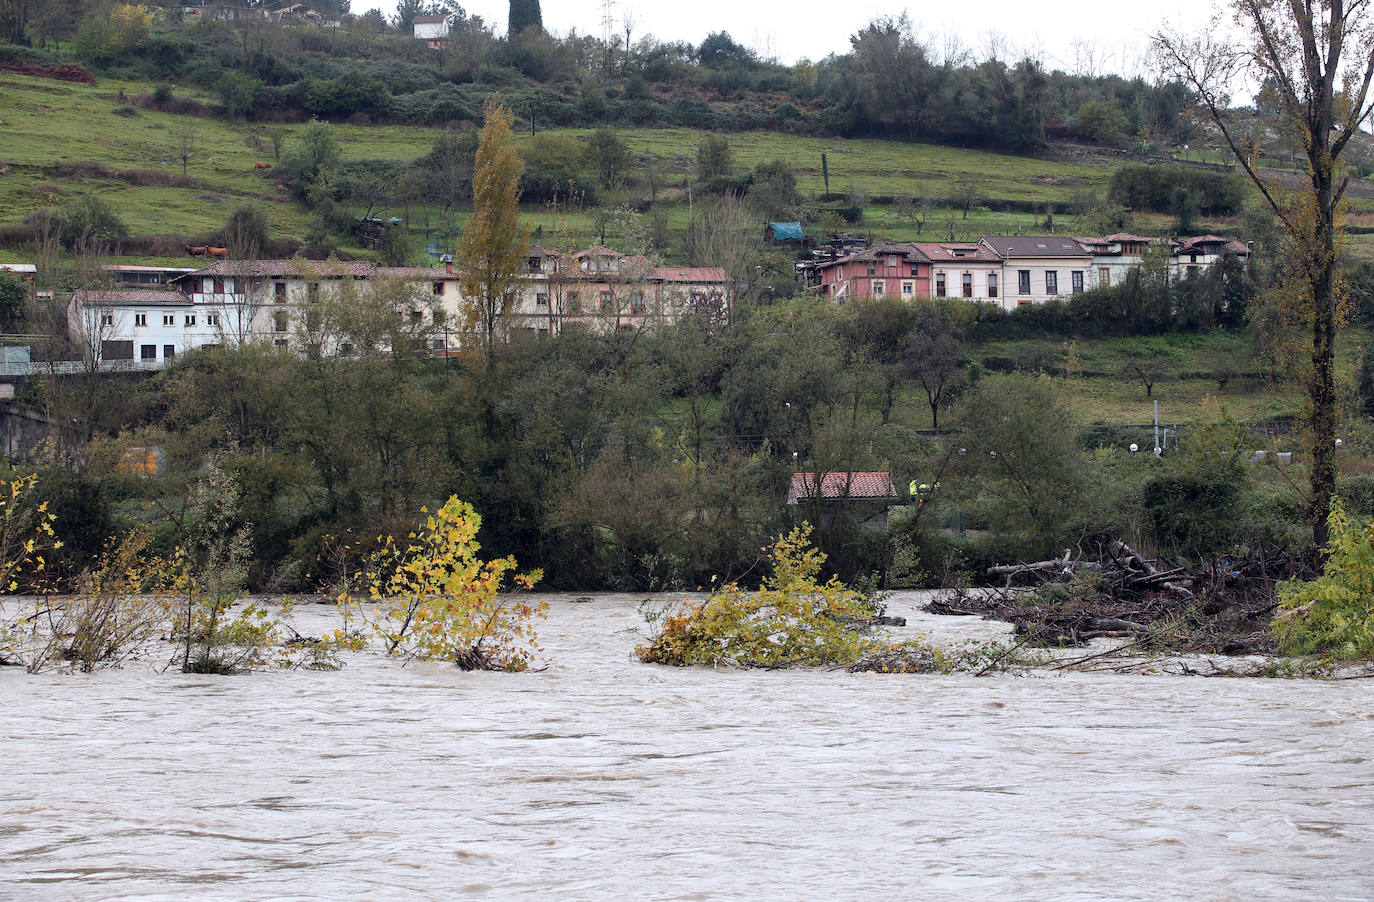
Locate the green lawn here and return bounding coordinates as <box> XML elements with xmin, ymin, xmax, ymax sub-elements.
<box><xmin>6</xmin><ymin>69</ymin><xmax>1374</xmax><ymax>268</ymax></box>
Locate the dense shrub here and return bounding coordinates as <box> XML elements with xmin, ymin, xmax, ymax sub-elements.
<box><xmin>1108</xmin><ymin>164</ymin><xmax>1247</xmax><ymax>216</ymax></box>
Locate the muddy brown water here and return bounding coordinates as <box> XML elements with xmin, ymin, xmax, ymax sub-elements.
<box><xmin>2</xmin><ymin>592</ymin><xmax>1372</xmax><ymax>900</ymax></box>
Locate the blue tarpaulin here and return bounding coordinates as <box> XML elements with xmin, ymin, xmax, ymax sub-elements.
<box><xmin>768</xmin><ymin>221</ymin><xmax>805</xmax><ymax>240</ymax></box>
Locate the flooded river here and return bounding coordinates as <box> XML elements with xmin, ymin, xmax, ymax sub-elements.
<box><xmin>2</xmin><ymin>593</ymin><xmax>1372</xmax><ymax>900</ymax></box>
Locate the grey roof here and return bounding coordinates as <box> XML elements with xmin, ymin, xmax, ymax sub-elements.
<box><xmin>73</xmin><ymin>289</ymin><xmax>192</xmax><ymax>307</ymax></box>
<box><xmin>981</xmin><ymin>236</ymin><xmax>1089</xmax><ymax>258</ymax></box>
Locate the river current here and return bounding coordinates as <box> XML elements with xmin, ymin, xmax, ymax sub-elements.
<box><xmin>2</xmin><ymin>592</ymin><xmax>1371</xmax><ymax>900</ymax></box>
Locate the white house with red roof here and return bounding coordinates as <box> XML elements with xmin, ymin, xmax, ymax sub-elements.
<box><xmin>68</xmin><ymin>250</ymin><xmax>732</xmax><ymax>363</ymax></box>
<box><xmin>67</xmin><ymin>288</ymin><xmax>227</xmax><ymax>366</ymax></box>
<box><xmin>507</xmin><ymin>247</ymin><xmax>732</xmax><ymax>336</ymax></box>
<box><xmin>1170</xmin><ymin>235</ymin><xmax>1251</xmax><ymax>278</ymax></box>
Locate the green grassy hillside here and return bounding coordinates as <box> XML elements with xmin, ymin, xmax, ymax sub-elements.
<box><xmin>0</xmin><ymin>71</ymin><xmax>1198</xmax><ymax>266</ymax></box>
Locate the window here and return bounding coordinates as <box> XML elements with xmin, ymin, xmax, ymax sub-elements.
<box><xmin>185</xmin><ymin>314</ymin><xmax>196</xmax><ymax>326</ymax></box>
<box><xmin>1098</xmin><ymin>266</ymin><xmax>1110</xmax><ymax>287</ymax></box>
<box><xmin>410</xmin><ymin>310</ymin><xmax>423</xmax><ymax>324</ymax></box>
<box><xmin>1071</xmin><ymin>271</ymin><xmax>1084</xmax><ymax>294</ymax></box>
<box><xmin>988</xmin><ymin>273</ymin><xmax>998</xmax><ymax>298</ymax></box>
<box><xmin>207</xmin><ymin>313</ymin><xmax>220</xmax><ymax>327</ymax></box>
<box><xmin>910</xmin><ymin>265</ymin><xmax>920</xmax><ymax>277</ymax></box>
<box><xmin>203</xmin><ymin>278</ymin><xmax>214</xmax><ymax>294</ymax></box>
<box><xmin>213</xmin><ymin>277</ymin><xmax>224</xmax><ymax>294</ymax></box>
<box><xmin>871</xmin><ymin>280</ymin><xmax>885</xmax><ymax>297</ymax></box>
<box><xmin>162</xmin><ymin>314</ymin><xmax>174</xmax><ymax>326</ymax></box>
<box><xmin>935</xmin><ymin>272</ymin><xmax>946</xmax><ymax>297</ymax></box>
<box><xmin>866</xmin><ymin>263</ymin><xmax>876</xmax><ymax>276</ymax></box>
<box><xmin>305</xmin><ymin>308</ymin><xmax>321</xmax><ymax>332</ymax></box>
<box><xmin>568</xmin><ymin>291</ymin><xmax>582</xmax><ymax>314</ymax></box>
<box><xmin>163</xmin><ymin>345</ymin><xmax>175</xmax><ymax>359</ymax></box>
<box><xmin>432</xmin><ymin>282</ymin><xmax>444</xmax><ymax>296</ymax></box>
<box><xmin>433</xmin><ymin>310</ymin><xmax>446</xmax><ymax>326</ymax></box>
<box><xmin>1045</xmin><ymin>270</ymin><xmax>1058</xmax><ymax>295</ymax></box>
<box><xmin>274</xmin><ymin>310</ymin><xmax>289</xmax><ymax>332</ymax></box>
<box><xmin>1018</xmin><ymin>270</ymin><xmax>1030</xmax><ymax>295</ymax></box>
<box><xmin>631</xmin><ymin>292</ymin><xmax>646</xmax><ymax>314</ymax></box>
<box><xmin>100</xmin><ymin>313</ymin><xmax>114</xmax><ymax>327</ymax></box>
<box><xmin>340</xmin><ymin>341</ymin><xmax>354</xmax><ymax>355</ymax></box>
<box><xmin>274</xmin><ymin>281</ymin><xmax>286</xmax><ymax>299</ymax></box>
<box><xmin>274</xmin><ymin>338</ymin><xmax>288</xmax><ymax>350</ymax></box>
<box><xmin>961</xmin><ymin>273</ymin><xmax>973</xmax><ymax>298</ymax></box>
<box><xmin>308</xmin><ymin>282</ymin><xmax>320</xmax><ymax>300</ymax></box>
<box><xmin>901</xmin><ymin>280</ymin><xmax>914</xmax><ymax>297</ymax></box>
<box><xmin>536</xmin><ymin>292</ymin><xmax>548</xmax><ymax>307</ymax></box>
<box><xmin>135</xmin><ymin>313</ymin><xmax>147</xmax><ymax>327</ymax></box>
<box><xmin>140</xmin><ymin>344</ymin><xmax>156</xmax><ymax>360</ymax></box>
<box><xmin>600</xmin><ymin>291</ymin><xmax>613</xmax><ymax>313</ymax></box>
<box><xmin>431</xmin><ymin>338</ymin><xmax>447</xmax><ymax>350</ymax></box>
<box><xmin>888</xmin><ymin>255</ymin><xmax>900</xmax><ymax>268</ymax></box>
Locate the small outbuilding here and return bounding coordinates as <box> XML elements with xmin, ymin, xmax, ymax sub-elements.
<box><xmin>787</xmin><ymin>471</ymin><xmax>899</xmax><ymax>532</ymax></box>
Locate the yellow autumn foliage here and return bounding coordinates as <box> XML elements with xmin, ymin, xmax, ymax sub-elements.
<box><xmin>348</xmin><ymin>496</ymin><xmax>545</xmax><ymax>670</ymax></box>
<box><xmin>638</xmin><ymin>524</ymin><xmax>879</xmax><ymax>668</ymax></box>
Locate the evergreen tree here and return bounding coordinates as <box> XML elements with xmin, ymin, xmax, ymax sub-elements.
<box><xmin>508</xmin><ymin>0</ymin><xmax>541</xmax><ymax>35</ymax></box>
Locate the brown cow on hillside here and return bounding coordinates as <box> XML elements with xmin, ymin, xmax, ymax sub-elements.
<box><xmin>253</xmin><ymin>161</ymin><xmax>271</xmax><ymax>170</ymax></box>
<box><xmin>206</xmin><ymin>246</ymin><xmax>228</xmax><ymax>258</ymax></box>
<box><xmin>185</xmin><ymin>245</ymin><xmax>208</xmax><ymax>257</ymax></box>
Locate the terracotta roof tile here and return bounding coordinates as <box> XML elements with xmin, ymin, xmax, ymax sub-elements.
<box><xmin>652</xmin><ymin>267</ymin><xmax>730</xmax><ymax>282</ymax></box>
<box><xmin>72</xmin><ymin>289</ymin><xmax>191</xmax><ymax>306</ymax></box>
<box><xmin>788</xmin><ymin>472</ymin><xmax>897</xmax><ymax>501</ymax></box>
<box><xmin>178</xmin><ymin>260</ymin><xmax>378</xmax><ymax>279</ymax></box>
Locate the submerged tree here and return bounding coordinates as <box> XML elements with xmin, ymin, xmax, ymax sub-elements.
<box><xmin>1156</xmin><ymin>1</ymin><xmax>1374</xmax><ymax>546</ymax></box>
<box><xmin>457</xmin><ymin>95</ymin><xmax>528</xmax><ymax>361</ymax></box>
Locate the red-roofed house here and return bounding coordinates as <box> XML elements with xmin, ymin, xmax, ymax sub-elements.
<box><xmin>912</xmin><ymin>242</ymin><xmax>1004</xmax><ymax>304</ymax></box>
<box><xmin>787</xmin><ymin>471</ymin><xmax>899</xmax><ymax>531</ymax></box>
<box><xmin>506</xmin><ymin>247</ymin><xmax>733</xmax><ymax>336</ymax></box>
<box><xmin>816</xmin><ymin>244</ymin><xmax>930</xmax><ymax>302</ymax></box>
<box><xmin>1171</xmin><ymin>235</ymin><xmax>1251</xmax><ymax>278</ymax></box>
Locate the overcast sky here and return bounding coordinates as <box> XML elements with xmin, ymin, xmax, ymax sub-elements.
<box><xmin>392</xmin><ymin>1</ymin><xmax>1229</xmax><ymax>76</ymax></box>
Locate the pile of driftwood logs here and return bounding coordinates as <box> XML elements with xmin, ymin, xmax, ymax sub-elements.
<box><xmin>926</xmin><ymin>542</ymin><xmax>1310</xmax><ymax>653</ymax></box>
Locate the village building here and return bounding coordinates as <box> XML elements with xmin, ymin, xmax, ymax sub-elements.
<box><xmin>67</xmin><ymin>288</ymin><xmax>225</xmax><ymax>365</ymax></box>
<box><xmin>978</xmin><ymin>236</ymin><xmax>1094</xmax><ymax>305</ymax></box>
<box><xmin>816</xmin><ymin>244</ymin><xmax>931</xmax><ymax>302</ymax></box>
<box><xmin>1170</xmin><ymin>235</ymin><xmax>1251</xmax><ymax>278</ymax></box>
<box><xmin>412</xmin><ymin>13</ymin><xmax>450</xmax><ymax>47</ymax></box>
<box><xmin>1074</xmin><ymin>233</ymin><xmax>1155</xmax><ymax>289</ymax></box>
<box><xmin>100</xmin><ymin>264</ymin><xmax>196</xmax><ymax>287</ymax></box>
<box><xmin>911</xmin><ymin>242</ymin><xmax>1005</xmax><ymax>306</ymax></box>
<box><xmin>786</xmin><ymin>471</ymin><xmax>900</xmax><ymax>532</ymax></box>
<box><xmin>67</xmin><ymin>249</ymin><xmax>731</xmax><ymax>363</ymax></box>
<box><xmin>507</xmin><ymin>248</ymin><xmax>731</xmax><ymax>336</ymax></box>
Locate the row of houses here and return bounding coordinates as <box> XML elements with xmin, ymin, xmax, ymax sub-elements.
<box><xmin>64</xmin><ymin>248</ymin><xmax>731</xmax><ymax>365</ymax></box>
<box><xmin>817</xmin><ymin>234</ymin><xmax>1250</xmax><ymax>307</ymax></box>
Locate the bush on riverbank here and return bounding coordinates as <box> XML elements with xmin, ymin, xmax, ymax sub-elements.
<box><xmin>1276</xmin><ymin>500</ymin><xmax>1374</xmax><ymax>660</ymax></box>
<box><xmin>637</xmin><ymin>524</ymin><xmax>880</xmax><ymax>668</ymax></box>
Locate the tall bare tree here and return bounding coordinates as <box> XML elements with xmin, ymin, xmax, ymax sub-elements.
<box><xmin>457</xmin><ymin>95</ymin><xmax>528</xmax><ymax>362</ymax></box>
<box><xmin>1156</xmin><ymin>2</ymin><xmax>1374</xmax><ymax>546</ymax></box>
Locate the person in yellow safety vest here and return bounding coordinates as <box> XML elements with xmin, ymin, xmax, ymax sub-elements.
<box><xmin>909</xmin><ymin>481</ymin><xmax>937</xmax><ymax>506</ymax></box>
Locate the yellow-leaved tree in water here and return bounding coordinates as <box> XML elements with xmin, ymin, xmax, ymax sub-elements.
<box><xmin>638</xmin><ymin>523</ymin><xmax>880</xmax><ymax>668</ymax></box>
<box><xmin>349</xmin><ymin>496</ymin><xmax>544</xmax><ymax>671</ymax></box>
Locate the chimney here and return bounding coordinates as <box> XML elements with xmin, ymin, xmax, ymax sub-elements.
<box><xmin>445</xmin><ymin>260</ymin><xmax>453</xmax><ymax>275</ymax></box>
